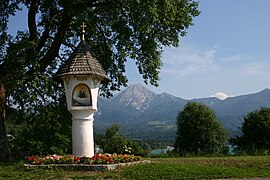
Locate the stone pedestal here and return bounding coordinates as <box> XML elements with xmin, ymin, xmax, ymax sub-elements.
<box><xmin>71</xmin><ymin>110</ymin><xmax>95</xmax><ymax>157</ymax></box>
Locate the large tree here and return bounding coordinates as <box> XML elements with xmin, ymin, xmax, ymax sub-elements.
<box><xmin>231</xmin><ymin>108</ymin><xmax>270</xmax><ymax>154</ymax></box>
<box><xmin>0</xmin><ymin>0</ymin><xmax>199</xmax><ymax>161</ymax></box>
<box><xmin>175</xmin><ymin>102</ymin><xmax>227</xmax><ymax>156</ymax></box>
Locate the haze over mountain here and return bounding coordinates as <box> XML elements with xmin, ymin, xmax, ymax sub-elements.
<box><xmin>95</xmin><ymin>84</ymin><xmax>270</xmax><ymax>144</ymax></box>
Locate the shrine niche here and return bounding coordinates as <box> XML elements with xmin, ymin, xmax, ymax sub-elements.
<box><xmin>72</xmin><ymin>84</ymin><xmax>92</xmax><ymax>106</ymax></box>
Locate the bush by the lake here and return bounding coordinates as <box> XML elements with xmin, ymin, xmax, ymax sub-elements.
<box><xmin>25</xmin><ymin>154</ymin><xmax>141</xmax><ymax>165</ymax></box>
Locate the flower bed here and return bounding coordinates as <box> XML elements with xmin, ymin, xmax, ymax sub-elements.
<box><xmin>26</xmin><ymin>154</ymin><xmax>142</xmax><ymax>165</ymax></box>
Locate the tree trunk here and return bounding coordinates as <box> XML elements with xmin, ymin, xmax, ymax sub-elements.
<box><xmin>0</xmin><ymin>79</ymin><xmax>10</xmax><ymax>161</ymax></box>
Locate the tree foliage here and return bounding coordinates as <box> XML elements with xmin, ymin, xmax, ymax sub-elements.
<box><xmin>1</xmin><ymin>0</ymin><xmax>200</xmax><ymax>96</ymax></box>
<box><xmin>9</xmin><ymin>96</ymin><xmax>72</xmax><ymax>157</ymax></box>
<box><xmin>231</xmin><ymin>108</ymin><xmax>270</xmax><ymax>154</ymax></box>
<box><xmin>0</xmin><ymin>0</ymin><xmax>199</xmax><ymax>160</ymax></box>
<box><xmin>175</xmin><ymin>102</ymin><xmax>227</xmax><ymax>156</ymax></box>
<box><xmin>97</xmin><ymin>124</ymin><xmax>145</xmax><ymax>156</ymax></box>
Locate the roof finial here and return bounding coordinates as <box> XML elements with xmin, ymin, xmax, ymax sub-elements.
<box><xmin>81</xmin><ymin>22</ymin><xmax>86</xmax><ymax>41</ymax></box>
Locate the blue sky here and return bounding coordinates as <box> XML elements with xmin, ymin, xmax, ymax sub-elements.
<box><xmin>9</xmin><ymin>1</ymin><xmax>270</xmax><ymax>99</ymax></box>
<box><xmin>126</xmin><ymin>0</ymin><xmax>270</xmax><ymax>99</ymax></box>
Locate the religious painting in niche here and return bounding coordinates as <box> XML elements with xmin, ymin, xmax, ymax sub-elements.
<box><xmin>72</xmin><ymin>84</ymin><xmax>92</xmax><ymax>106</ymax></box>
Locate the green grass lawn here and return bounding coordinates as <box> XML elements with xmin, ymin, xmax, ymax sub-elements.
<box><xmin>1</xmin><ymin>156</ymin><xmax>270</xmax><ymax>180</ymax></box>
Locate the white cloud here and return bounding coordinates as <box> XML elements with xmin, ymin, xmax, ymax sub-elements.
<box><xmin>243</xmin><ymin>63</ymin><xmax>266</xmax><ymax>75</ymax></box>
<box><xmin>161</xmin><ymin>46</ymin><xmax>270</xmax><ymax>83</ymax></box>
<box><xmin>151</xmin><ymin>45</ymin><xmax>270</xmax><ymax>99</ymax></box>
<box><xmin>220</xmin><ymin>55</ymin><xmax>244</xmax><ymax>63</ymax></box>
<box><xmin>161</xmin><ymin>47</ymin><xmax>217</xmax><ymax>80</ymax></box>
<box><xmin>210</xmin><ymin>92</ymin><xmax>230</xmax><ymax>100</ymax></box>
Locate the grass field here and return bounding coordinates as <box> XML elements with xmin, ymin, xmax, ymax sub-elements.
<box><xmin>1</xmin><ymin>156</ymin><xmax>270</xmax><ymax>179</ymax></box>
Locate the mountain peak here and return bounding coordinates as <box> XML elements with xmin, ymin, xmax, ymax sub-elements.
<box><xmin>114</xmin><ymin>84</ymin><xmax>156</xmax><ymax>109</ymax></box>
<box><xmin>125</xmin><ymin>84</ymin><xmax>155</xmax><ymax>95</ymax></box>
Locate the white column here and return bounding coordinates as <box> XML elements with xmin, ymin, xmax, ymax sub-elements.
<box><xmin>71</xmin><ymin>110</ymin><xmax>95</xmax><ymax>157</ymax></box>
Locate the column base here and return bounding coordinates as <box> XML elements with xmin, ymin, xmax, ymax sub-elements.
<box><xmin>72</xmin><ymin>118</ymin><xmax>94</xmax><ymax>157</ymax></box>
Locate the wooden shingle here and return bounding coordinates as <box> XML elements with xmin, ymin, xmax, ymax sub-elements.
<box><xmin>56</xmin><ymin>40</ymin><xmax>109</xmax><ymax>83</ymax></box>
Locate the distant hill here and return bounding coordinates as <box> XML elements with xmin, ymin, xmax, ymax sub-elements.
<box><xmin>94</xmin><ymin>84</ymin><xmax>270</xmax><ymax>144</ymax></box>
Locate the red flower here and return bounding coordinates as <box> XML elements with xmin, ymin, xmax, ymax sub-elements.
<box><xmin>25</xmin><ymin>154</ymin><xmax>142</xmax><ymax>165</ymax></box>
<box><xmin>75</xmin><ymin>157</ymin><xmax>80</xmax><ymax>162</ymax></box>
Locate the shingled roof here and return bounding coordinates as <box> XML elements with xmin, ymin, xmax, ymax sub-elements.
<box><xmin>56</xmin><ymin>40</ymin><xmax>109</xmax><ymax>83</ymax></box>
